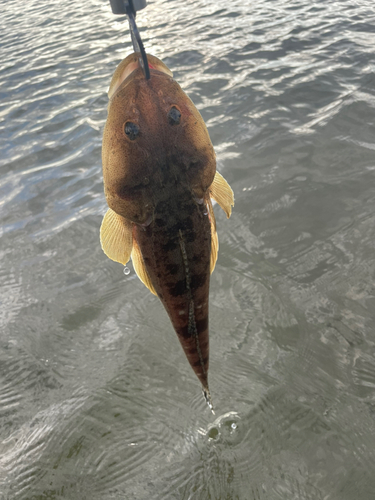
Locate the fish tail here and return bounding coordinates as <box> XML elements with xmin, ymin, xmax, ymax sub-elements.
<box><xmin>187</xmin><ymin>298</ymin><xmax>213</xmax><ymax>411</ymax></box>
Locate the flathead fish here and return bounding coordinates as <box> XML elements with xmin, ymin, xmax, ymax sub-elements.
<box><xmin>100</xmin><ymin>53</ymin><xmax>234</xmax><ymax>409</ymax></box>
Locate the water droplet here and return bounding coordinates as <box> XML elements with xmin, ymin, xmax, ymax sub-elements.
<box><xmin>123</xmin><ymin>267</ymin><xmax>130</xmax><ymax>275</ymax></box>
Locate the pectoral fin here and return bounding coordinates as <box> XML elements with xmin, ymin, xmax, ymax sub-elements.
<box><xmin>131</xmin><ymin>238</ymin><xmax>157</xmax><ymax>295</ymax></box>
<box><xmin>207</xmin><ymin>199</ymin><xmax>219</xmax><ymax>274</ymax></box>
<box><xmin>100</xmin><ymin>208</ymin><xmax>133</xmax><ymax>265</ymax></box>
<box><xmin>210</xmin><ymin>171</ymin><xmax>234</xmax><ymax>218</ymax></box>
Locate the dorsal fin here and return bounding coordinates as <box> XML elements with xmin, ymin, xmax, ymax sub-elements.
<box><xmin>210</xmin><ymin>171</ymin><xmax>234</xmax><ymax>218</ymax></box>
<box><xmin>100</xmin><ymin>208</ymin><xmax>133</xmax><ymax>265</ymax></box>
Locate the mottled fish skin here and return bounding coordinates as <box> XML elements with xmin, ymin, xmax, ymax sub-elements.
<box><xmin>134</xmin><ymin>181</ymin><xmax>212</xmax><ymax>390</ymax></box>
<box><xmin>101</xmin><ymin>53</ymin><xmax>233</xmax><ymax>404</ymax></box>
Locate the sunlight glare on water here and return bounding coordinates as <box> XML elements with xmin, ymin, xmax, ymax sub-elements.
<box><xmin>1</xmin><ymin>0</ymin><xmax>375</xmax><ymax>498</ymax></box>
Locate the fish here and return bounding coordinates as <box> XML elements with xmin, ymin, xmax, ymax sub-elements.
<box><xmin>100</xmin><ymin>52</ymin><xmax>234</xmax><ymax>409</ymax></box>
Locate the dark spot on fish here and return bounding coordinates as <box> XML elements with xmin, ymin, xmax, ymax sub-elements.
<box><xmin>117</xmin><ymin>184</ymin><xmax>145</xmax><ymax>205</ymax></box>
<box><xmin>190</xmin><ymin>273</ymin><xmax>208</xmax><ymax>291</ymax></box>
<box><xmin>178</xmin><ymin>316</ymin><xmax>208</xmax><ymax>340</ymax></box>
<box><xmin>166</xmin><ymin>263</ymin><xmax>180</xmax><ymax>275</ymax></box>
<box><xmin>168</xmin><ymin>279</ymin><xmax>186</xmax><ymax>297</ymax></box>
<box><xmin>185</xmin><ymin>231</ymin><xmax>197</xmax><ymax>244</ymax></box>
<box><xmin>195</xmin><ymin>316</ymin><xmax>208</xmax><ymax>333</ymax></box>
<box><xmin>124</xmin><ymin>122</ymin><xmax>139</xmax><ymax>140</ymax></box>
<box><xmin>168</xmin><ymin>106</ymin><xmax>181</xmax><ymax>126</ymax></box>
<box><xmin>162</xmin><ymin>239</ymin><xmax>178</xmax><ymax>252</ymax></box>
<box><xmin>181</xmin><ymin>217</ymin><xmax>194</xmax><ymax>232</ymax></box>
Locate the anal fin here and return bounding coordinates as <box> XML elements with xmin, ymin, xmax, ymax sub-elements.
<box><xmin>210</xmin><ymin>171</ymin><xmax>234</xmax><ymax>218</ymax></box>
<box><xmin>131</xmin><ymin>237</ymin><xmax>157</xmax><ymax>295</ymax></box>
<box><xmin>207</xmin><ymin>198</ymin><xmax>219</xmax><ymax>274</ymax></box>
<box><xmin>100</xmin><ymin>208</ymin><xmax>133</xmax><ymax>265</ymax></box>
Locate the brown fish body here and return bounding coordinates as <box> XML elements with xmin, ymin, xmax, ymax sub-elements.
<box><xmin>102</xmin><ymin>62</ymin><xmax>216</xmax><ymax>226</ymax></box>
<box><xmin>100</xmin><ymin>53</ymin><xmax>234</xmax><ymax>405</ymax></box>
<box><xmin>134</xmin><ymin>180</ymin><xmax>212</xmax><ymax>389</ymax></box>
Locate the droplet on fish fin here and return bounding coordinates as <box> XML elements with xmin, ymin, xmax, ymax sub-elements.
<box><xmin>210</xmin><ymin>171</ymin><xmax>235</xmax><ymax>218</ymax></box>
<box><xmin>202</xmin><ymin>387</ymin><xmax>215</xmax><ymax>415</ymax></box>
<box><xmin>131</xmin><ymin>238</ymin><xmax>157</xmax><ymax>295</ymax></box>
<box><xmin>100</xmin><ymin>209</ymin><xmax>133</xmax><ymax>265</ymax></box>
<box><xmin>123</xmin><ymin>266</ymin><xmax>130</xmax><ymax>275</ymax></box>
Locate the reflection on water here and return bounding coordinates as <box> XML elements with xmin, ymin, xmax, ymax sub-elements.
<box><xmin>1</xmin><ymin>0</ymin><xmax>375</xmax><ymax>498</ymax></box>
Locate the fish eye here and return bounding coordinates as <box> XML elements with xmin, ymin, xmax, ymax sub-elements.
<box><xmin>124</xmin><ymin>122</ymin><xmax>139</xmax><ymax>140</ymax></box>
<box><xmin>168</xmin><ymin>106</ymin><xmax>181</xmax><ymax>126</ymax></box>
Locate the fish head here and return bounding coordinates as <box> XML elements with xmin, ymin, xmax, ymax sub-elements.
<box><xmin>102</xmin><ymin>53</ymin><xmax>216</xmax><ymax>225</ymax></box>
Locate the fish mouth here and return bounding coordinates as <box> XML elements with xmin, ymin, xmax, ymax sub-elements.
<box><xmin>108</xmin><ymin>53</ymin><xmax>173</xmax><ymax>99</ymax></box>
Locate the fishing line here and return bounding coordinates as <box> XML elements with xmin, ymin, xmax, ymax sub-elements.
<box><xmin>108</xmin><ymin>0</ymin><xmax>150</xmax><ymax>80</ymax></box>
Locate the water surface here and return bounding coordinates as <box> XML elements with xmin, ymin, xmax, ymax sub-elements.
<box><xmin>1</xmin><ymin>0</ymin><xmax>375</xmax><ymax>498</ymax></box>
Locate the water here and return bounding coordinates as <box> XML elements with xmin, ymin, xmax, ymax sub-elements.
<box><xmin>1</xmin><ymin>0</ymin><xmax>375</xmax><ymax>498</ymax></box>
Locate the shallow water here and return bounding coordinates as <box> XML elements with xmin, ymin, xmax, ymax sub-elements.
<box><xmin>1</xmin><ymin>0</ymin><xmax>375</xmax><ymax>498</ymax></box>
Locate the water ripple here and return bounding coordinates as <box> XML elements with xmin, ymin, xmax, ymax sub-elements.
<box><xmin>2</xmin><ymin>0</ymin><xmax>375</xmax><ymax>498</ymax></box>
